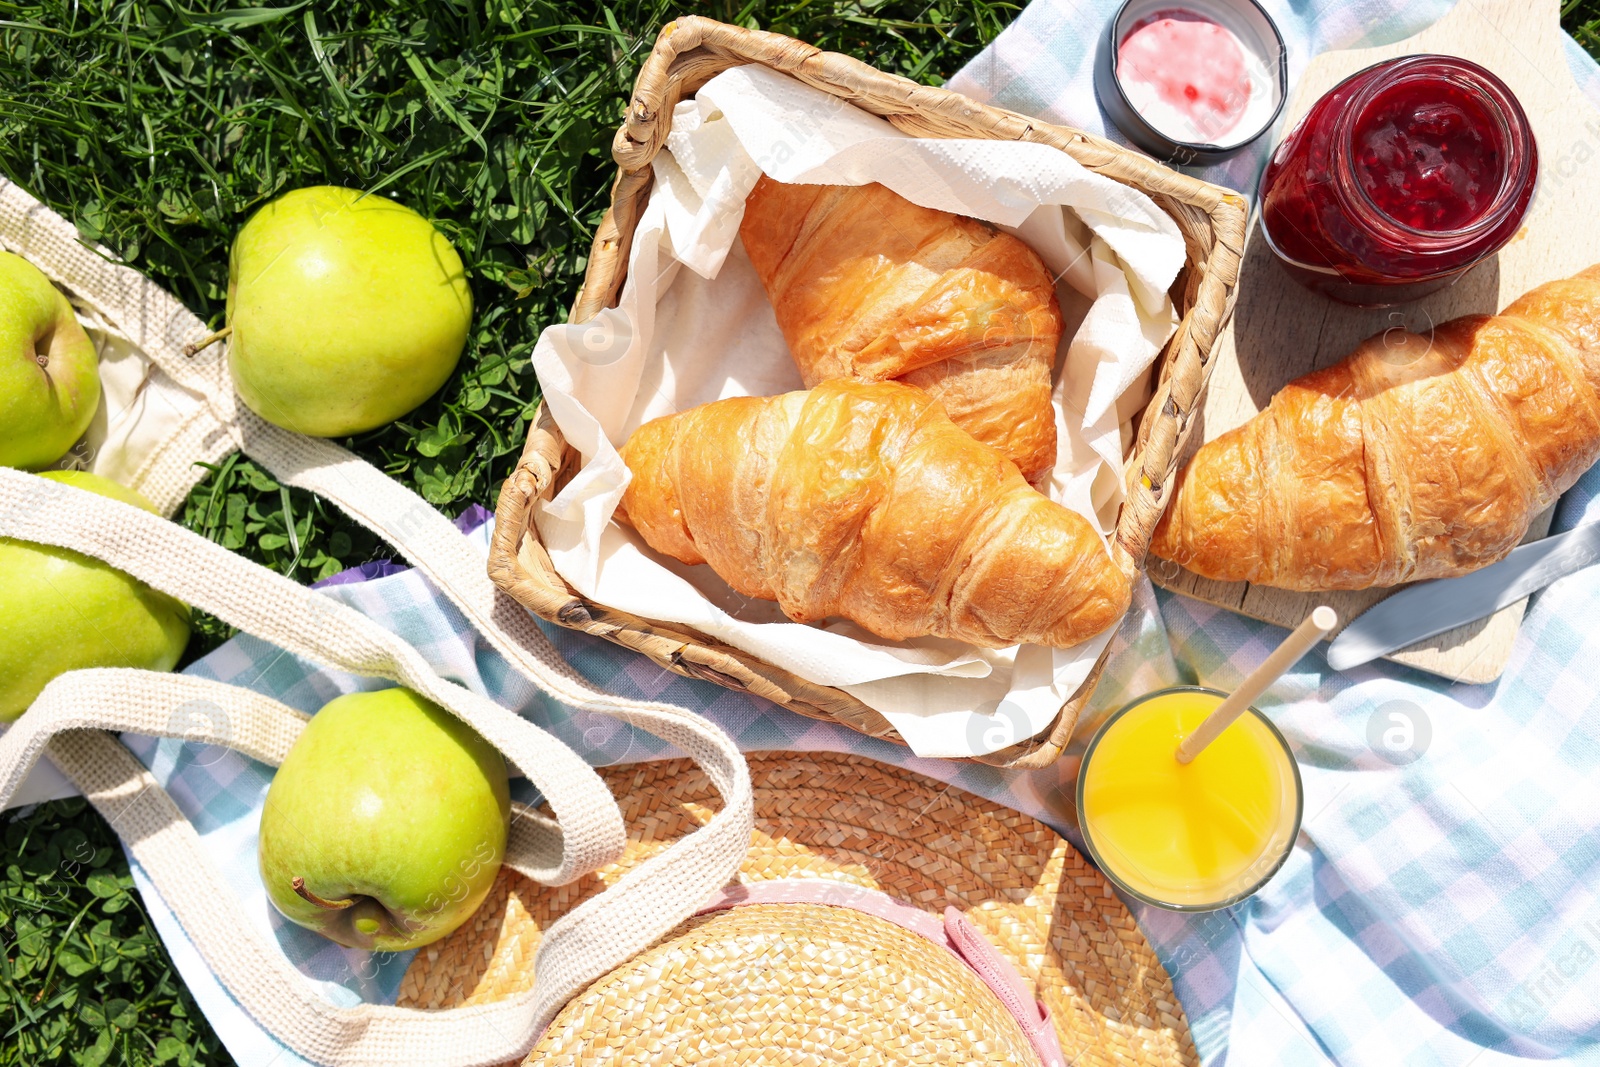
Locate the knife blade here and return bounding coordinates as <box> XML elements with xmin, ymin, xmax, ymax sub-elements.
<box><xmin>1326</xmin><ymin>521</ymin><xmax>1600</xmax><ymax>672</ymax></box>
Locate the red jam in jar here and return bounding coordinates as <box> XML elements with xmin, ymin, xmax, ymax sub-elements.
<box><xmin>1259</xmin><ymin>55</ymin><xmax>1537</xmax><ymax>306</ymax></box>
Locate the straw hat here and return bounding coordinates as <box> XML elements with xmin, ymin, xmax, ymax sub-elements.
<box><xmin>399</xmin><ymin>752</ymin><xmax>1198</xmax><ymax>1067</ymax></box>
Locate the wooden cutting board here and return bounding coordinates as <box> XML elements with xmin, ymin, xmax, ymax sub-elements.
<box><xmin>1149</xmin><ymin>0</ymin><xmax>1600</xmax><ymax>683</ymax></box>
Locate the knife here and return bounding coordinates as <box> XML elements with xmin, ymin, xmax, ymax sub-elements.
<box><xmin>1326</xmin><ymin>521</ymin><xmax>1600</xmax><ymax>672</ymax></box>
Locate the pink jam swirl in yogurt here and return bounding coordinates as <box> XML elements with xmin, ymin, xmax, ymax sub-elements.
<box><xmin>1117</xmin><ymin>10</ymin><xmax>1251</xmax><ymax>142</ymax></box>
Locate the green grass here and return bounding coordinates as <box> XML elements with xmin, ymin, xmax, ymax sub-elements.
<box><xmin>1568</xmin><ymin>0</ymin><xmax>1600</xmax><ymax>56</ymax></box>
<box><xmin>1</xmin><ymin>799</ymin><xmax>214</xmax><ymax>1064</ymax></box>
<box><xmin>3</xmin><ymin>0</ymin><xmax>1017</xmax><ymax>657</ymax></box>
<box><xmin>0</xmin><ymin>1</ymin><xmax>1014</xmax><ymax>1062</ymax></box>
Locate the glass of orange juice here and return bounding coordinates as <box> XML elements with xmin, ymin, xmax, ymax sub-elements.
<box><xmin>1077</xmin><ymin>686</ymin><xmax>1302</xmax><ymax>911</ymax></box>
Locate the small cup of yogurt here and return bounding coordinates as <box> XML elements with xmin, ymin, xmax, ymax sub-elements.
<box><xmin>1095</xmin><ymin>0</ymin><xmax>1287</xmax><ymax>164</ymax></box>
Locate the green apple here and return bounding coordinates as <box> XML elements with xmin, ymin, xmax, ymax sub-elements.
<box><xmin>225</xmin><ymin>186</ymin><xmax>472</xmax><ymax>437</ymax></box>
<box><xmin>0</xmin><ymin>252</ymin><xmax>100</xmax><ymax>469</ymax></box>
<box><xmin>258</xmin><ymin>687</ymin><xmax>509</xmax><ymax>952</ymax></box>
<box><xmin>0</xmin><ymin>471</ymin><xmax>190</xmax><ymax>721</ymax></box>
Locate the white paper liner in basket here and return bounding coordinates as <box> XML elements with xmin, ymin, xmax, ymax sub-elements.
<box><xmin>531</xmin><ymin>65</ymin><xmax>1186</xmax><ymax>758</ymax></box>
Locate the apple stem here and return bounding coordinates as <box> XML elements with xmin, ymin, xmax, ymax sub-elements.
<box><xmin>291</xmin><ymin>876</ymin><xmax>355</xmax><ymax>911</ymax></box>
<box><xmin>183</xmin><ymin>325</ymin><xmax>232</xmax><ymax>357</ymax></box>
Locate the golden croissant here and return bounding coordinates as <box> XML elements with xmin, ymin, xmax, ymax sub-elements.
<box><xmin>740</xmin><ymin>177</ymin><xmax>1063</xmax><ymax>482</ymax></box>
<box><xmin>616</xmin><ymin>379</ymin><xmax>1129</xmax><ymax>649</ymax></box>
<box><xmin>1150</xmin><ymin>266</ymin><xmax>1600</xmax><ymax>590</ymax></box>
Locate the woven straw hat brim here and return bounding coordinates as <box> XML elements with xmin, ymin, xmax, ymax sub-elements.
<box><xmin>398</xmin><ymin>752</ymin><xmax>1198</xmax><ymax>1067</ymax></box>
<box><xmin>533</xmin><ymin>901</ymin><xmax>1042</xmax><ymax>1065</ymax></box>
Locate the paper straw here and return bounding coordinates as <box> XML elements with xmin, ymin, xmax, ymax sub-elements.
<box><xmin>1175</xmin><ymin>606</ymin><xmax>1338</xmax><ymax>764</ymax></box>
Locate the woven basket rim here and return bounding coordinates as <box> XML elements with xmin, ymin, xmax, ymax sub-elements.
<box><xmin>488</xmin><ymin>15</ymin><xmax>1246</xmax><ymax>769</ymax></box>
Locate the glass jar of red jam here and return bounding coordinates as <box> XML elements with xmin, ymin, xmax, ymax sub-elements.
<box><xmin>1258</xmin><ymin>55</ymin><xmax>1537</xmax><ymax>307</ymax></box>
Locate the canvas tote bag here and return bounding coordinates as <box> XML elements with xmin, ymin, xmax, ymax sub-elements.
<box><xmin>0</xmin><ymin>179</ymin><xmax>755</xmax><ymax>1066</ymax></box>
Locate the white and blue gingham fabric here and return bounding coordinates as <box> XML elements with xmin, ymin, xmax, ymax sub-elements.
<box><xmin>98</xmin><ymin>3</ymin><xmax>1600</xmax><ymax>1064</ymax></box>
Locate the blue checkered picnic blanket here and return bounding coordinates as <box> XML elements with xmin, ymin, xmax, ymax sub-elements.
<box><xmin>107</xmin><ymin>3</ymin><xmax>1600</xmax><ymax>1064</ymax></box>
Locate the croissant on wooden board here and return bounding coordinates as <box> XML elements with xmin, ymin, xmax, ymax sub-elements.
<box><xmin>615</xmin><ymin>379</ymin><xmax>1130</xmax><ymax>650</ymax></box>
<box><xmin>739</xmin><ymin>176</ymin><xmax>1063</xmax><ymax>483</ymax></box>
<box><xmin>1150</xmin><ymin>266</ymin><xmax>1600</xmax><ymax>591</ymax></box>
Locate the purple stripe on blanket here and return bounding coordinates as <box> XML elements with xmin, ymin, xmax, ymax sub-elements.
<box><xmin>312</xmin><ymin>560</ymin><xmax>409</xmax><ymax>588</ymax></box>
<box><xmin>311</xmin><ymin>504</ymin><xmax>493</xmax><ymax>588</ymax></box>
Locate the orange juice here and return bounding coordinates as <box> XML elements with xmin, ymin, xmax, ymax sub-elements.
<box><xmin>1077</xmin><ymin>687</ymin><xmax>1301</xmax><ymax>910</ymax></box>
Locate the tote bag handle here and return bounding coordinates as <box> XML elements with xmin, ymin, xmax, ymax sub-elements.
<box><xmin>0</xmin><ymin>471</ymin><xmax>754</xmax><ymax>1066</ymax></box>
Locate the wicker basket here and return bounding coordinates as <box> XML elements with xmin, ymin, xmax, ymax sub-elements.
<box><xmin>489</xmin><ymin>15</ymin><xmax>1246</xmax><ymax>769</ymax></box>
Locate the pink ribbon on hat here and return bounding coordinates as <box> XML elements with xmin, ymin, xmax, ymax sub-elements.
<box><xmin>697</xmin><ymin>879</ymin><xmax>1069</xmax><ymax>1067</ymax></box>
